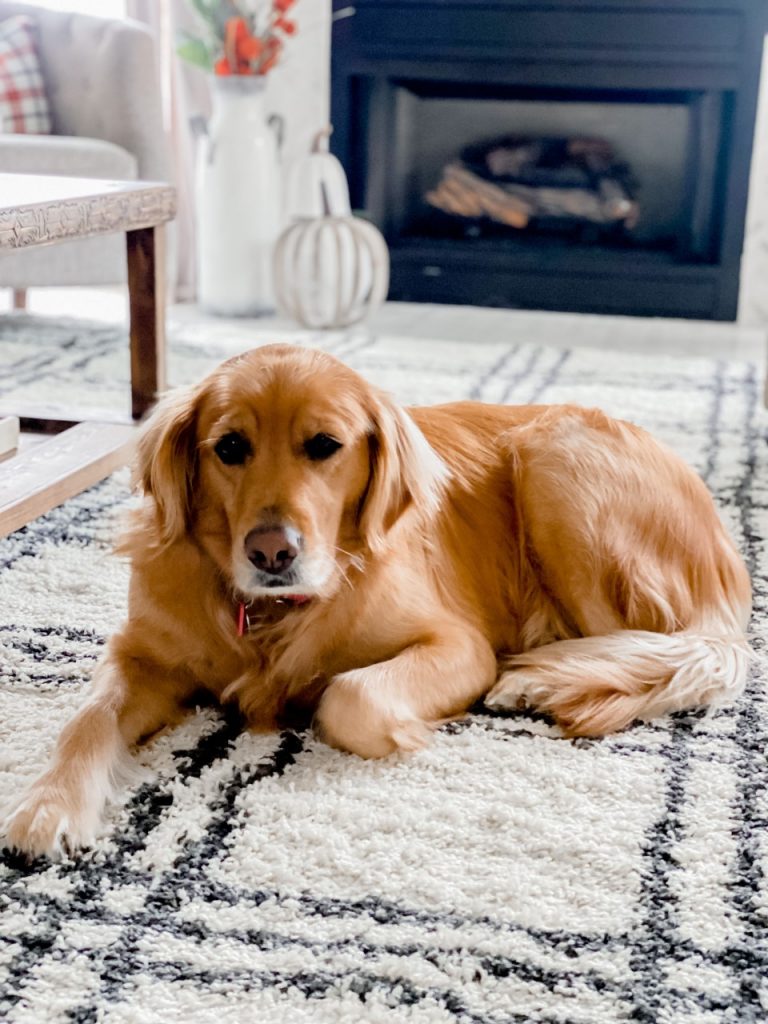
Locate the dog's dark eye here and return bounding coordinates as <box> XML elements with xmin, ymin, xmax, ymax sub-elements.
<box><xmin>304</xmin><ymin>433</ymin><xmax>343</xmax><ymax>461</ymax></box>
<box><xmin>214</xmin><ymin>432</ymin><xmax>251</xmax><ymax>466</ymax></box>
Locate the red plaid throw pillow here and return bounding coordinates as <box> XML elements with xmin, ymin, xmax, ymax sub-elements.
<box><xmin>0</xmin><ymin>15</ymin><xmax>52</xmax><ymax>134</ymax></box>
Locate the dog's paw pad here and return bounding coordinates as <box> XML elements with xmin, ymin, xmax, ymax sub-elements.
<box><xmin>3</xmin><ymin>792</ymin><xmax>93</xmax><ymax>861</ymax></box>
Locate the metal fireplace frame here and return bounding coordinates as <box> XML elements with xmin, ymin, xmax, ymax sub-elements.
<box><xmin>331</xmin><ymin>0</ymin><xmax>768</xmax><ymax>320</ymax></box>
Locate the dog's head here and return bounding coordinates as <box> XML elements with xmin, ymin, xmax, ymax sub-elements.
<box><xmin>135</xmin><ymin>345</ymin><xmax>448</xmax><ymax>600</ymax></box>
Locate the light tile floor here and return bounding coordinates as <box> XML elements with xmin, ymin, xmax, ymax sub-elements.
<box><xmin>2</xmin><ymin>286</ymin><xmax>766</xmax><ymax>365</ymax></box>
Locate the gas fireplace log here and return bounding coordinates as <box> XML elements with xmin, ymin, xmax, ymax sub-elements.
<box><xmin>426</xmin><ymin>158</ymin><xmax>637</xmax><ymax>230</ymax></box>
<box><xmin>503</xmin><ymin>181</ymin><xmax>635</xmax><ymax>224</ymax></box>
<box><xmin>426</xmin><ymin>163</ymin><xmax>531</xmax><ymax>228</ymax></box>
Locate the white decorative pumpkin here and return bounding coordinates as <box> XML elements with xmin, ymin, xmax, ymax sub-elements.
<box><xmin>274</xmin><ymin>213</ymin><xmax>390</xmax><ymax>329</ymax></box>
<box><xmin>283</xmin><ymin>127</ymin><xmax>352</xmax><ymax>220</ymax></box>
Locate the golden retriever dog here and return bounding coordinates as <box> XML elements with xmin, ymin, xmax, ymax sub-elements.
<box><xmin>4</xmin><ymin>344</ymin><xmax>751</xmax><ymax>858</ymax></box>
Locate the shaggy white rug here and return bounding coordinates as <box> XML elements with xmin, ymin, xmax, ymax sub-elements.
<box><xmin>1</xmin><ymin>316</ymin><xmax>767</xmax><ymax>1023</ymax></box>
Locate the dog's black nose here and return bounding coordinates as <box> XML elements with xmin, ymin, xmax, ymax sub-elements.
<box><xmin>245</xmin><ymin>525</ymin><xmax>301</xmax><ymax>575</ymax></box>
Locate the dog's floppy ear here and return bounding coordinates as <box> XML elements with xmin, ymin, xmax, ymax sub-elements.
<box><xmin>358</xmin><ymin>387</ymin><xmax>449</xmax><ymax>554</ymax></box>
<box><xmin>134</xmin><ymin>384</ymin><xmax>200</xmax><ymax>545</ymax></box>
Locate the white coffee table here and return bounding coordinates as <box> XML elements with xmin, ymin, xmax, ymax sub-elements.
<box><xmin>0</xmin><ymin>173</ymin><xmax>176</xmax><ymax>537</ymax></box>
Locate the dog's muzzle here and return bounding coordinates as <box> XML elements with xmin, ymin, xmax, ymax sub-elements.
<box><xmin>244</xmin><ymin>524</ymin><xmax>303</xmax><ymax>578</ymax></box>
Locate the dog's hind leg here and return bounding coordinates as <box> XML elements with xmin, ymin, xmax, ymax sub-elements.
<box><xmin>487</xmin><ymin>406</ymin><xmax>752</xmax><ymax>735</ymax></box>
<box><xmin>3</xmin><ymin>639</ymin><xmax>196</xmax><ymax>860</ymax></box>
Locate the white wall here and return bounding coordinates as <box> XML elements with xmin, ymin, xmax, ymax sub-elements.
<box><xmin>265</xmin><ymin>0</ymin><xmax>331</xmax><ymax>172</ymax></box>
<box><xmin>740</xmin><ymin>38</ymin><xmax>768</xmax><ymax>325</ymax></box>
<box><xmin>28</xmin><ymin>0</ymin><xmax>125</xmax><ymax>15</ymax></box>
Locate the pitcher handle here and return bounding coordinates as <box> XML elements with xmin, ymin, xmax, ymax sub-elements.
<box><xmin>268</xmin><ymin>113</ymin><xmax>285</xmax><ymax>152</ymax></box>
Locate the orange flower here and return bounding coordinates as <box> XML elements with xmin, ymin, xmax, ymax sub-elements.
<box><xmin>239</xmin><ymin>35</ymin><xmax>263</xmax><ymax>60</ymax></box>
<box><xmin>275</xmin><ymin>16</ymin><xmax>297</xmax><ymax>34</ymax></box>
<box><xmin>274</xmin><ymin>0</ymin><xmax>295</xmax><ymax>11</ymax></box>
<box><xmin>214</xmin><ymin>56</ymin><xmax>232</xmax><ymax>76</ymax></box>
<box><xmin>224</xmin><ymin>16</ymin><xmax>250</xmax><ymax>73</ymax></box>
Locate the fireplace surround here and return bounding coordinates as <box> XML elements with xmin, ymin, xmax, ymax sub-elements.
<box><xmin>331</xmin><ymin>0</ymin><xmax>768</xmax><ymax>320</ymax></box>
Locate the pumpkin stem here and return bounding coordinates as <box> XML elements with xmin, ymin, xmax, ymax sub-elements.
<box><xmin>320</xmin><ymin>181</ymin><xmax>332</xmax><ymax>217</ymax></box>
<box><xmin>312</xmin><ymin>126</ymin><xmax>333</xmax><ymax>154</ymax></box>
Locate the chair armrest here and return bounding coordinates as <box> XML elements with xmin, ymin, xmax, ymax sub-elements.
<box><xmin>0</xmin><ymin>4</ymin><xmax>169</xmax><ymax>182</ymax></box>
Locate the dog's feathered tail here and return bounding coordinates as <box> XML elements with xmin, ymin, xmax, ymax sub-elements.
<box><xmin>485</xmin><ymin>625</ymin><xmax>752</xmax><ymax>736</ymax></box>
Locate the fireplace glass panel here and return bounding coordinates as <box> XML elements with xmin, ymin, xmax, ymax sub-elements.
<box><xmin>382</xmin><ymin>84</ymin><xmax>708</xmax><ymax>255</ymax></box>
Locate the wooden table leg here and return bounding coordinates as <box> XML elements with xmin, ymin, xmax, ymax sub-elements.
<box><xmin>127</xmin><ymin>224</ymin><xmax>167</xmax><ymax>421</ymax></box>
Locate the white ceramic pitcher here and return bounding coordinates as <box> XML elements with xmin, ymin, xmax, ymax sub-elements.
<box><xmin>195</xmin><ymin>76</ymin><xmax>282</xmax><ymax>316</ymax></box>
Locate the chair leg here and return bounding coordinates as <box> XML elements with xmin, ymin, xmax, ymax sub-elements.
<box><xmin>12</xmin><ymin>289</ymin><xmax>27</xmax><ymax>311</ymax></box>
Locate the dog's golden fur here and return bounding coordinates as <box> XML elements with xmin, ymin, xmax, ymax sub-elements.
<box><xmin>4</xmin><ymin>344</ymin><xmax>751</xmax><ymax>857</ymax></box>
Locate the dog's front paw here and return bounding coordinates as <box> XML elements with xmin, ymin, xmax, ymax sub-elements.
<box><xmin>316</xmin><ymin>670</ymin><xmax>434</xmax><ymax>758</ymax></box>
<box><xmin>3</xmin><ymin>786</ymin><xmax>96</xmax><ymax>860</ymax></box>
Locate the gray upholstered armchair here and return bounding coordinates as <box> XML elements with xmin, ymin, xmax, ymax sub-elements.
<box><xmin>0</xmin><ymin>3</ymin><xmax>169</xmax><ymax>303</ymax></box>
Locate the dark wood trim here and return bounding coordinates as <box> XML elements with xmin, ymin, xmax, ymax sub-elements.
<box><xmin>127</xmin><ymin>224</ymin><xmax>167</xmax><ymax>421</ymax></box>
<box><xmin>18</xmin><ymin>416</ymin><xmax>76</xmax><ymax>435</ymax></box>
<box><xmin>0</xmin><ymin>405</ymin><xmax>133</xmax><ymax>431</ymax></box>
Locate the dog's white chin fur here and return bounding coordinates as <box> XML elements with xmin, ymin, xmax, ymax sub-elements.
<box><xmin>231</xmin><ymin>552</ymin><xmax>336</xmax><ymax>600</ymax></box>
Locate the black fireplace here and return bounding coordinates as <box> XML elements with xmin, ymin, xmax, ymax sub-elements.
<box><xmin>331</xmin><ymin>0</ymin><xmax>768</xmax><ymax>320</ymax></box>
